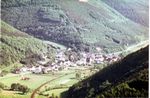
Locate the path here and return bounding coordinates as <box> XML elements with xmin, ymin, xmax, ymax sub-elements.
<box><xmin>108</xmin><ymin>40</ymin><xmax>148</xmax><ymax>55</ymax></box>
<box><xmin>31</xmin><ymin>72</ymin><xmax>75</xmax><ymax>98</ymax></box>
<box><xmin>30</xmin><ymin>75</ymin><xmax>65</xmax><ymax>98</ymax></box>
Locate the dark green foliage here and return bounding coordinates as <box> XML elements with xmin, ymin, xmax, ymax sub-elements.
<box><xmin>49</xmin><ymin>93</ymin><xmax>59</xmax><ymax>98</ymax></box>
<box><xmin>0</xmin><ymin>82</ymin><xmax>5</xmax><ymax>89</ymax></box>
<box><xmin>1</xmin><ymin>35</ymin><xmax>51</xmax><ymax>66</ymax></box>
<box><xmin>0</xmin><ymin>21</ymin><xmax>55</xmax><ymax>67</ymax></box>
<box><xmin>67</xmin><ymin>46</ymin><xmax>148</xmax><ymax>98</ymax></box>
<box><xmin>11</xmin><ymin>83</ymin><xmax>29</xmax><ymax>94</ymax></box>
<box><xmin>1</xmin><ymin>0</ymin><xmax>148</xmax><ymax>52</ymax></box>
<box><xmin>76</xmin><ymin>72</ymin><xmax>81</xmax><ymax>80</ymax></box>
<box><xmin>1</xmin><ymin>0</ymin><xmax>30</xmax><ymax>8</ymax></box>
<box><xmin>102</xmin><ymin>0</ymin><xmax>149</xmax><ymax>27</ymax></box>
<box><xmin>98</xmin><ymin>80</ymin><xmax>148</xmax><ymax>97</ymax></box>
<box><xmin>0</xmin><ymin>70</ymin><xmax>8</xmax><ymax>77</ymax></box>
<box><xmin>11</xmin><ymin>83</ymin><xmax>20</xmax><ymax>91</ymax></box>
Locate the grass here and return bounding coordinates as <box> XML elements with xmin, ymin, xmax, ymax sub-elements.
<box><xmin>43</xmin><ymin>88</ymin><xmax>68</xmax><ymax>97</ymax></box>
<box><xmin>38</xmin><ymin>69</ymin><xmax>92</xmax><ymax>97</ymax></box>
<box><xmin>0</xmin><ymin>73</ymin><xmax>57</xmax><ymax>90</ymax></box>
<box><xmin>1</xmin><ymin>20</ymin><xmax>29</xmax><ymax>37</ymax></box>
<box><xmin>0</xmin><ymin>90</ymin><xmax>45</xmax><ymax>98</ymax></box>
<box><xmin>0</xmin><ymin>67</ymin><xmax>93</xmax><ymax>98</ymax></box>
<box><xmin>0</xmin><ymin>69</ymin><xmax>79</xmax><ymax>96</ymax></box>
<box><xmin>1</xmin><ymin>63</ymin><xmax>23</xmax><ymax>72</ymax></box>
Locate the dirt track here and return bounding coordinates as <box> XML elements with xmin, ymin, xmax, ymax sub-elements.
<box><xmin>30</xmin><ymin>74</ymin><xmax>66</xmax><ymax>98</ymax></box>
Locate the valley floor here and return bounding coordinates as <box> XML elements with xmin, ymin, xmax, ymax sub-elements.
<box><xmin>0</xmin><ymin>66</ymin><xmax>94</xmax><ymax>98</ymax></box>
<box><xmin>0</xmin><ymin>40</ymin><xmax>148</xmax><ymax>98</ymax></box>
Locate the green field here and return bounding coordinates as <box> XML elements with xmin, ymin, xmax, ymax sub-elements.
<box><xmin>0</xmin><ymin>73</ymin><xmax>62</xmax><ymax>90</ymax></box>
<box><xmin>0</xmin><ymin>91</ymin><xmax>45</xmax><ymax>98</ymax></box>
<box><xmin>0</xmin><ymin>69</ymin><xmax>80</xmax><ymax>98</ymax></box>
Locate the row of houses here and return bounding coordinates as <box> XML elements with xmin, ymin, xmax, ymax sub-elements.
<box><xmin>54</xmin><ymin>50</ymin><xmax>121</xmax><ymax>67</ymax></box>
<box><xmin>13</xmin><ymin>48</ymin><xmax>121</xmax><ymax>74</ymax></box>
<box><xmin>76</xmin><ymin>52</ymin><xmax>121</xmax><ymax>65</ymax></box>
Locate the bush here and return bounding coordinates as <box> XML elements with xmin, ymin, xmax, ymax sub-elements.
<box><xmin>10</xmin><ymin>83</ymin><xmax>30</xmax><ymax>94</ymax></box>
<box><xmin>0</xmin><ymin>82</ymin><xmax>5</xmax><ymax>89</ymax></box>
<box><xmin>0</xmin><ymin>70</ymin><xmax>8</xmax><ymax>77</ymax></box>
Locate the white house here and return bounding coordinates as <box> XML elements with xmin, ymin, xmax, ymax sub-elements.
<box><xmin>76</xmin><ymin>58</ymin><xmax>87</xmax><ymax>65</ymax></box>
<box><xmin>20</xmin><ymin>67</ymin><xmax>28</xmax><ymax>73</ymax></box>
<box><xmin>94</xmin><ymin>54</ymin><xmax>105</xmax><ymax>64</ymax></box>
<box><xmin>55</xmin><ymin>51</ymin><xmax>66</xmax><ymax>61</ymax></box>
<box><xmin>33</xmin><ymin>66</ymin><xmax>43</xmax><ymax>74</ymax></box>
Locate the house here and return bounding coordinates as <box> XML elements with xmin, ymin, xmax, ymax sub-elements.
<box><xmin>37</xmin><ymin>60</ymin><xmax>48</xmax><ymax>65</ymax></box>
<box><xmin>70</xmin><ymin>62</ymin><xmax>77</xmax><ymax>67</ymax></box>
<box><xmin>42</xmin><ymin>67</ymin><xmax>52</xmax><ymax>74</ymax></box>
<box><xmin>94</xmin><ymin>53</ymin><xmax>104</xmax><ymax>64</ymax></box>
<box><xmin>37</xmin><ymin>54</ymin><xmax>48</xmax><ymax>65</ymax></box>
<box><xmin>32</xmin><ymin>66</ymin><xmax>43</xmax><ymax>74</ymax></box>
<box><xmin>112</xmin><ymin>57</ymin><xmax>118</xmax><ymax>62</ymax></box>
<box><xmin>64</xmin><ymin>60</ymin><xmax>71</xmax><ymax>67</ymax></box>
<box><xmin>76</xmin><ymin>58</ymin><xmax>87</xmax><ymax>65</ymax></box>
<box><xmin>20</xmin><ymin>67</ymin><xmax>28</xmax><ymax>73</ymax></box>
<box><xmin>29</xmin><ymin>66</ymin><xmax>36</xmax><ymax>72</ymax></box>
<box><xmin>13</xmin><ymin>68</ymin><xmax>21</xmax><ymax>74</ymax></box>
<box><xmin>55</xmin><ymin>51</ymin><xmax>66</xmax><ymax>62</ymax></box>
<box><xmin>80</xmin><ymin>52</ymin><xmax>87</xmax><ymax>58</ymax></box>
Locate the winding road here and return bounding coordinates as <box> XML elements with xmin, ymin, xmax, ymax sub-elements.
<box><xmin>108</xmin><ymin>40</ymin><xmax>149</xmax><ymax>55</ymax></box>
<box><xmin>31</xmin><ymin>72</ymin><xmax>75</xmax><ymax>98</ymax></box>
<box><xmin>30</xmin><ymin>74</ymin><xmax>66</xmax><ymax>98</ymax></box>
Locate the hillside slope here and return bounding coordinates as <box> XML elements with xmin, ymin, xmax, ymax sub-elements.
<box><xmin>66</xmin><ymin>46</ymin><xmax>148</xmax><ymax>98</ymax></box>
<box><xmin>102</xmin><ymin>0</ymin><xmax>149</xmax><ymax>27</ymax></box>
<box><xmin>1</xmin><ymin>0</ymin><xmax>148</xmax><ymax>52</ymax></box>
<box><xmin>0</xmin><ymin>20</ymin><xmax>55</xmax><ymax>67</ymax></box>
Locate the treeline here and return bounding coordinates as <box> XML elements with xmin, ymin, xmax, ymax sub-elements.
<box><xmin>1</xmin><ymin>0</ymin><xmax>31</xmax><ymax>8</ymax></box>
<box><xmin>0</xmin><ymin>21</ymin><xmax>55</xmax><ymax>67</ymax></box>
<box><xmin>11</xmin><ymin>83</ymin><xmax>30</xmax><ymax>94</ymax></box>
<box><xmin>2</xmin><ymin>0</ymin><xmax>57</xmax><ymax>8</ymax></box>
<box><xmin>96</xmin><ymin>68</ymin><xmax>148</xmax><ymax>98</ymax></box>
<box><xmin>0</xmin><ymin>35</ymin><xmax>52</xmax><ymax>66</ymax></box>
<box><xmin>0</xmin><ymin>82</ymin><xmax>30</xmax><ymax>94</ymax></box>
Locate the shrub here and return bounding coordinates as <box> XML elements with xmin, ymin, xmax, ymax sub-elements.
<box><xmin>10</xmin><ymin>83</ymin><xmax>30</xmax><ymax>94</ymax></box>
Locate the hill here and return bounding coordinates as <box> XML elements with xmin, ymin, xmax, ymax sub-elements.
<box><xmin>1</xmin><ymin>0</ymin><xmax>148</xmax><ymax>52</ymax></box>
<box><xmin>0</xmin><ymin>20</ymin><xmax>55</xmax><ymax>67</ymax></box>
<box><xmin>66</xmin><ymin>46</ymin><xmax>148</xmax><ymax>98</ymax></box>
<box><xmin>102</xmin><ymin>0</ymin><xmax>149</xmax><ymax>27</ymax></box>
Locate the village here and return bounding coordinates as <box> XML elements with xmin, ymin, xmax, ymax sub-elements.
<box><xmin>12</xmin><ymin>47</ymin><xmax>122</xmax><ymax>77</ymax></box>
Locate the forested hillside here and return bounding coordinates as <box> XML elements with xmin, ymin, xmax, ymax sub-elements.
<box><xmin>1</xmin><ymin>0</ymin><xmax>148</xmax><ymax>52</ymax></box>
<box><xmin>66</xmin><ymin>46</ymin><xmax>148</xmax><ymax>98</ymax></box>
<box><xmin>0</xmin><ymin>21</ymin><xmax>55</xmax><ymax>67</ymax></box>
<box><xmin>102</xmin><ymin>0</ymin><xmax>149</xmax><ymax>27</ymax></box>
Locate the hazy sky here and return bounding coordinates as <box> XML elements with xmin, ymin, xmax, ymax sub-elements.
<box><xmin>79</xmin><ymin>0</ymin><xmax>88</xmax><ymax>2</ymax></box>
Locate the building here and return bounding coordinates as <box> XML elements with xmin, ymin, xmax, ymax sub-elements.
<box><xmin>32</xmin><ymin>66</ymin><xmax>43</xmax><ymax>74</ymax></box>
<box><xmin>94</xmin><ymin>53</ymin><xmax>105</xmax><ymax>64</ymax></box>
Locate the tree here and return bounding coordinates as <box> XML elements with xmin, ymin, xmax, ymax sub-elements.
<box><xmin>19</xmin><ymin>85</ymin><xmax>29</xmax><ymax>94</ymax></box>
<box><xmin>11</xmin><ymin>83</ymin><xmax>29</xmax><ymax>94</ymax></box>
<box><xmin>76</xmin><ymin>72</ymin><xmax>81</xmax><ymax>80</ymax></box>
<box><xmin>0</xmin><ymin>70</ymin><xmax>8</xmax><ymax>77</ymax></box>
<box><xmin>0</xmin><ymin>82</ymin><xmax>5</xmax><ymax>89</ymax></box>
<box><xmin>11</xmin><ymin>83</ymin><xmax>19</xmax><ymax>91</ymax></box>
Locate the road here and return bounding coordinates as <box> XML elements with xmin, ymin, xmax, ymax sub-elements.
<box><xmin>30</xmin><ymin>74</ymin><xmax>66</xmax><ymax>98</ymax></box>
<box><xmin>30</xmin><ymin>72</ymin><xmax>75</xmax><ymax>98</ymax></box>
<box><xmin>108</xmin><ymin>40</ymin><xmax>149</xmax><ymax>56</ymax></box>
